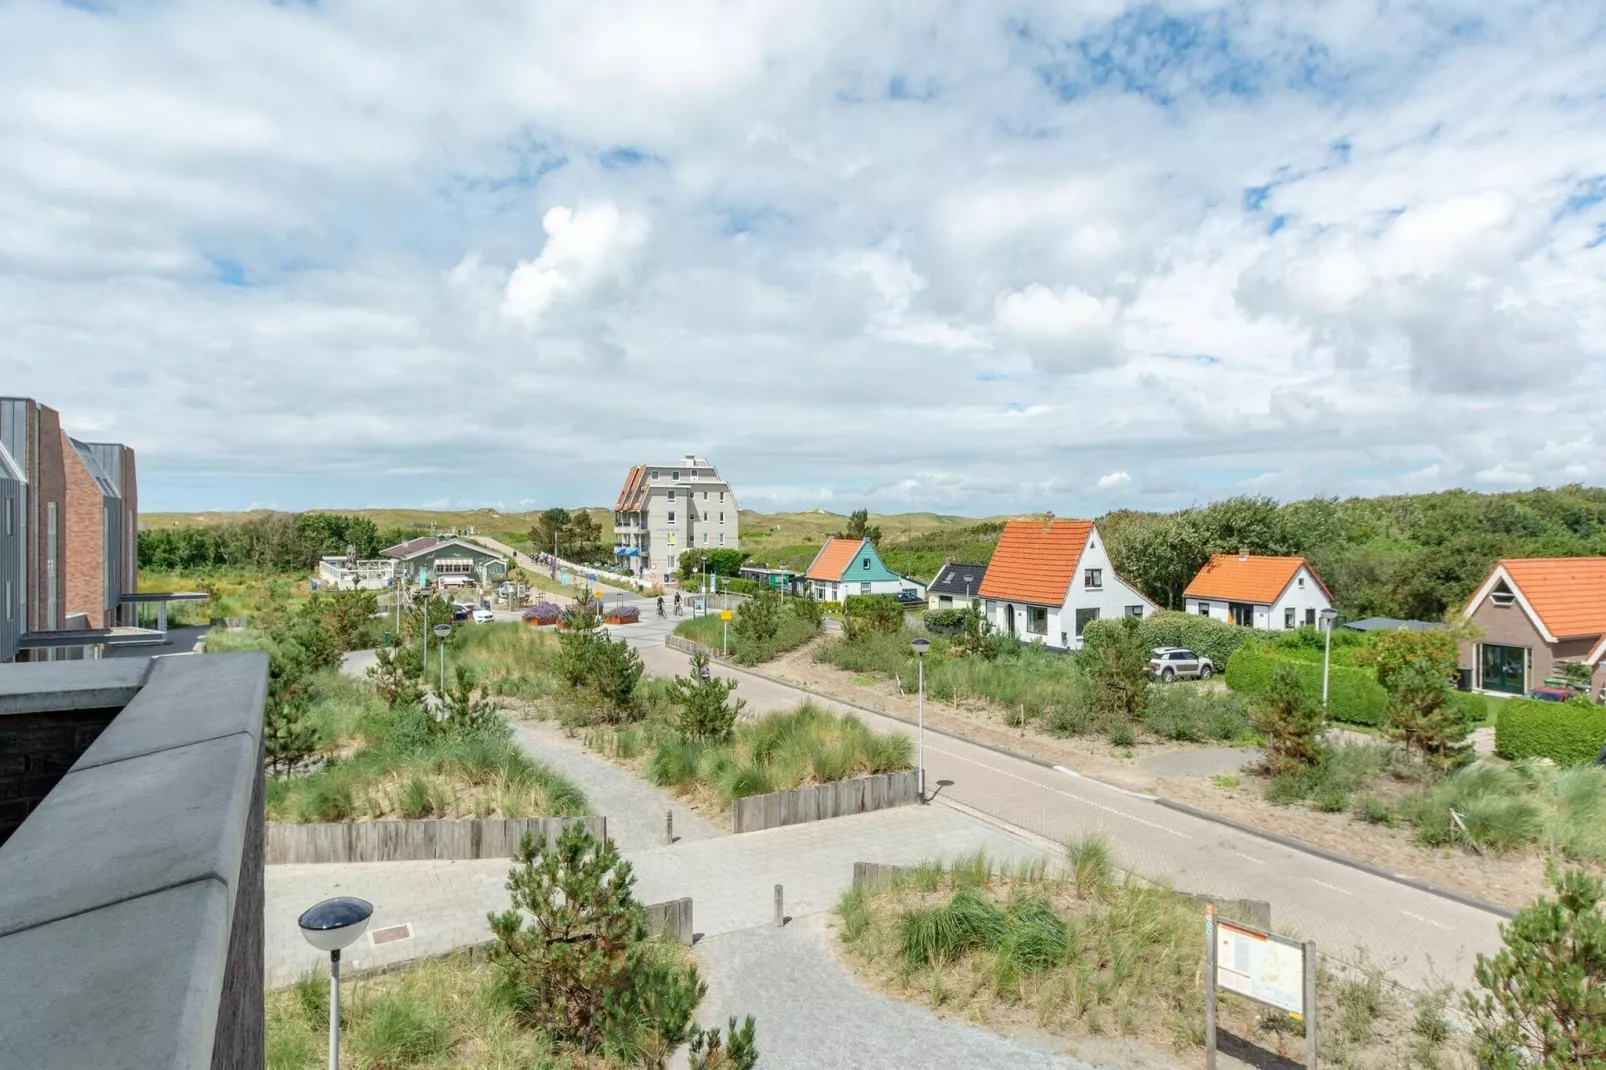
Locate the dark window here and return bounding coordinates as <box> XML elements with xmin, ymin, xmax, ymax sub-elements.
<box><xmin>860</xmin><ymin>582</ymin><xmax>871</xmax><ymax>595</ymax></box>
<box><xmin>1197</xmin><ymin>601</ymin><xmax>1210</xmax><ymax>616</ymax></box>
<box><xmin>1085</xmin><ymin>568</ymin><xmax>1102</xmax><ymax>589</ymax></box>
<box><xmin>862</xmin><ymin>559</ymin><xmax>870</xmax><ymax>570</ymax></box>
<box><xmin>1305</xmin><ymin>608</ymin><xmax>1316</xmax><ymax>626</ymax></box>
<box><xmin>1480</xmin><ymin>644</ymin><xmax>1527</xmax><ymax>695</ymax></box>
<box><xmin>1027</xmin><ymin>606</ymin><xmax>1048</xmax><ymax>634</ymax></box>
<box><xmin>1125</xmin><ymin>605</ymin><xmax>1144</xmax><ymax>618</ymax></box>
<box><xmin>1284</xmin><ymin>608</ymin><xmax>1295</xmax><ymax>628</ymax></box>
<box><xmin>668</xmin><ymin>511</ymin><xmax>676</xmax><ymax>523</ymax></box>
<box><xmin>1074</xmin><ymin>607</ymin><xmax>1099</xmax><ymax>636</ymax></box>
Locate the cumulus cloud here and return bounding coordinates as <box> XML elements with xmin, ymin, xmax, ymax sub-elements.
<box><xmin>1096</xmin><ymin>470</ymin><xmax>1131</xmax><ymax>491</ymax></box>
<box><xmin>993</xmin><ymin>284</ymin><xmax>1123</xmax><ymax>372</ymax></box>
<box><xmin>501</xmin><ymin>203</ymin><xmax>649</xmax><ymax>324</ymax></box>
<box><xmin>0</xmin><ymin>0</ymin><xmax>1601</xmax><ymax>514</ymax></box>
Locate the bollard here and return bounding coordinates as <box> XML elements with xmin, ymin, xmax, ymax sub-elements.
<box><xmin>774</xmin><ymin>884</ymin><xmax>784</xmax><ymax>928</ymax></box>
<box><xmin>666</xmin><ymin>810</ymin><xmax>674</xmax><ymax>845</ymax></box>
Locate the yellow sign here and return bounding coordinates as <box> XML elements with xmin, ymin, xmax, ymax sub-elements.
<box><xmin>720</xmin><ymin>610</ymin><xmax>732</xmax><ymax>621</ymax></box>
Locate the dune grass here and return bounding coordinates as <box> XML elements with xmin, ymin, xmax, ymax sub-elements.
<box><xmin>636</xmin><ymin>701</ymin><xmax>911</xmax><ymax>806</ymax></box>
<box><xmin>425</xmin><ymin>622</ymin><xmax>567</xmax><ymax>703</ymax></box>
<box><xmin>835</xmin><ymin>844</ymin><xmax>1470</xmax><ymax>1068</ymax></box>
<box><xmin>673</xmin><ymin>609</ymin><xmax>821</xmax><ymax>665</ymax></box>
<box><xmin>265</xmin><ymin>696</ymin><xmax>587</xmax><ymax>823</ymax></box>
<box><xmin>268</xmin><ymin>952</ymin><xmax>569</xmax><ymax>1069</ymax></box>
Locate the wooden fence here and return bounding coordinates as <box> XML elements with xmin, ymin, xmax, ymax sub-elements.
<box><xmin>643</xmin><ymin>897</ymin><xmax>695</xmax><ymax>945</ymax></box>
<box><xmin>731</xmin><ymin>770</ymin><xmax>919</xmax><ymax>834</ymax></box>
<box><xmin>266</xmin><ymin>816</ymin><xmax>608</xmax><ymax>864</ymax></box>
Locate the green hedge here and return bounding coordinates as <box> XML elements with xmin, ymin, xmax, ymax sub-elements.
<box><xmin>842</xmin><ymin>594</ymin><xmax>906</xmax><ymax>640</ymax></box>
<box><xmin>1081</xmin><ymin>609</ymin><xmax>1270</xmax><ymax>669</ymax></box>
<box><xmin>924</xmin><ymin>609</ymin><xmax>968</xmax><ymax>629</ymax></box>
<box><xmin>1446</xmin><ymin>690</ymin><xmax>1488</xmax><ymax>726</ymax></box>
<box><xmin>1224</xmin><ymin>645</ymin><xmax>1389</xmax><ymax>726</ymax></box>
<box><xmin>1495</xmin><ymin>698</ymin><xmax>1606</xmax><ymax>765</ymax></box>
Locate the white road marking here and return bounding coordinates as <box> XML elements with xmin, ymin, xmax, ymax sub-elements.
<box><xmin>928</xmin><ymin>744</ymin><xmax>1189</xmax><ymax>839</ymax></box>
<box><xmin>1401</xmin><ymin>911</ymin><xmax>1453</xmax><ymax>931</ymax></box>
<box><xmin>1234</xmin><ymin>852</ymin><xmax>1266</xmax><ymax>865</ymax></box>
<box><xmin>1305</xmin><ymin>877</ymin><xmax>1352</xmax><ymax>895</ymax></box>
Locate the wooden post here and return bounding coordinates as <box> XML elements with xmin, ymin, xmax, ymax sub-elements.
<box><xmin>666</xmin><ymin>810</ymin><xmax>674</xmax><ymax>845</ymax></box>
<box><xmin>1303</xmin><ymin>940</ymin><xmax>1318</xmax><ymax>1069</ymax></box>
<box><xmin>774</xmin><ymin>884</ymin><xmax>784</xmax><ymax>928</ymax></box>
<box><xmin>1204</xmin><ymin>904</ymin><xmax>1218</xmax><ymax>1070</ymax></box>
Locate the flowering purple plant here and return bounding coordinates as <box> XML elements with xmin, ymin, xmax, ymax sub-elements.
<box><xmin>522</xmin><ymin>601</ymin><xmax>562</xmax><ymax>623</ymax></box>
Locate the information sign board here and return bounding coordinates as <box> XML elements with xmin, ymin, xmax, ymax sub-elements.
<box><xmin>1215</xmin><ymin>919</ymin><xmax>1304</xmax><ymax>1015</ymax></box>
<box><xmin>432</xmin><ymin>624</ymin><xmax>453</xmax><ymax>638</ymax></box>
<box><xmin>720</xmin><ymin>610</ymin><xmax>732</xmax><ymax>621</ymax></box>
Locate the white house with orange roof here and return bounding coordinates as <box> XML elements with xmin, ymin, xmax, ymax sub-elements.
<box><xmin>1183</xmin><ymin>552</ymin><xmax>1332</xmax><ymax>631</ymax></box>
<box><xmin>1459</xmin><ymin>557</ymin><xmax>1606</xmax><ymax>698</ymax></box>
<box><xmin>978</xmin><ymin>515</ymin><xmax>1155</xmax><ymax>651</ymax></box>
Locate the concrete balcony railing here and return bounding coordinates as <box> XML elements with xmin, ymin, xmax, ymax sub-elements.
<box><xmin>0</xmin><ymin>652</ymin><xmax>269</xmax><ymax>1070</ymax></box>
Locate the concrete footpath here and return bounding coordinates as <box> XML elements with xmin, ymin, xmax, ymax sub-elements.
<box><xmin>265</xmin><ymin>803</ymin><xmax>1046</xmax><ymax>985</ymax></box>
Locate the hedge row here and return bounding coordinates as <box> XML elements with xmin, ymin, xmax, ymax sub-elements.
<box><xmin>1494</xmin><ymin>698</ymin><xmax>1606</xmax><ymax>765</ymax></box>
<box><xmin>1446</xmin><ymin>690</ymin><xmax>1488</xmax><ymax>726</ymax></box>
<box><xmin>924</xmin><ymin>609</ymin><xmax>968</xmax><ymax>629</ymax></box>
<box><xmin>1081</xmin><ymin>609</ymin><xmax>1271</xmax><ymax>669</ymax></box>
<box><xmin>1223</xmin><ymin>644</ymin><xmax>1389</xmax><ymax>727</ymax></box>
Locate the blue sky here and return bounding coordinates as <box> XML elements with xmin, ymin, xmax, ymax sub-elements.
<box><xmin>2</xmin><ymin>0</ymin><xmax>1603</xmax><ymax>516</ymax></box>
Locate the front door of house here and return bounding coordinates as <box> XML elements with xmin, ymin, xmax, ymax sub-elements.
<box><xmin>1230</xmin><ymin>602</ymin><xmax>1255</xmax><ymax>627</ymax></box>
<box><xmin>1480</xmin><ymin>644</ymin><xmax>1528</xmax><ymax>694</ymax></box>
<box><xmin>1005</xmin><ymin>605</ymin><xmax>1016</xmax><ymax>635</ymax></box>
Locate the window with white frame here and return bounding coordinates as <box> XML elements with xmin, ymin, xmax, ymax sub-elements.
<box><xmin>668</xmin><ymin>511</ymin><xmax>676</xmax><ymax>524</ymax></box>
<box><xmin>861</xmin><ymin>582</ymin><xmax>871</xmax><ymax>595</ymax></box>
<box><xmin>702</xmin><ymin>491</ymin><xmax>708</xmax><ymax>501</ymax></box>
<box><xmin>1297</xmin><ymin>576</ymin><xmax>1305</xmax><ymax>588</ymax></box>
<box><xmin>719</xmin><ymin>534</ymin><xmax>725</xmax><ymax>546</ymax></box>
<box><xmin>701</xmin><ymin>533</ymin><xmax>708</xmax><ymax>545</ymax></box>
<box><xmin>668</xmin><ymin>490</ymin><xmax>675</xmax><ymax>502</ymax></box>
<box><xmin>719</xmin><ymin>491</ymin><xmax>725</xmax><ymax>502</ymax></box>
<box><xmin>719</xmin><ymin>512</ymin><xmax>725</xmax><ymax>523</ymax></box>
<box><xmin>1285</xmin><ymin>607</ymin><xmax>1296</xmax><ymax>628</ymax></box>
<box><xmin>1027</xmin><ymin>606</ymin><xmax>1048</xmax><ymax>634</ymax></box>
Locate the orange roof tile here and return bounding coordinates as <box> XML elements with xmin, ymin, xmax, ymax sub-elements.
<box><xmin>1498</xmin><ymin>557</ymin><xmax>1606</xmax><ymax>639</ymax></box>
<box><xmin>1184</xmin><ymin>555</ymin><xmax>1327</xmax><ymax>605</ymax></box>
<box><xmin>805</xmin><ymin>537</ymin><xmax>867</xmax><ymax>582</ymax></box>
<box><xmin>977</xmin><ymin>518</ymin><xmax>1092</xmax><ymax>606</ymax></box>
<box><xmin>614</xmin><ymin>465</ymin><xmax>647</xmax><ymax>512</ymax></box>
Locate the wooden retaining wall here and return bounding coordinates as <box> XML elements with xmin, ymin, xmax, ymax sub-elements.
<box><xmin>731</xmin><ymin>770</ymin><xmax>919</xmax><ymax>834</ymax></box>
<box><xmin>265</xmin><ymin>816</ymin><xmax>608</xmax><ymax>865</ymax></box>
<box><xmin>643</xmin><ymin>897</ymin><xmax>694</xmax><ymax>945</ymax></box>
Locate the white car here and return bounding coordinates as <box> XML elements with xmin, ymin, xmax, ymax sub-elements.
<box><xmin>471</xmin><ymin>607</ymin><xmax>495</xmax><ymax>624</ymax></box>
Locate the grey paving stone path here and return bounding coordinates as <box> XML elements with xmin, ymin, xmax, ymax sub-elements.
<box><xmin>512</xmin><ymin>719</ymin><xmax>721</xmax><ymax>851</ymax></box>
<box><xmin>693</xmin><ymin>914</ymin><xmax>1096</xmax><ymax>1070</ymax></box>
<box><xmin>265</xmin><ymin>803</ymin><xmax>1046</xmax><ymax>986</ymax></box>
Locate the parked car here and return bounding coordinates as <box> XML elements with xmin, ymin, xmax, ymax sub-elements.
<box><xmin>1526</xmin><ymin>686</ymin><xmax>1575</xmax><ymax>703</ymax></box>
<box><xmin>895</xmin><ymin>590</ymin><xmax>925</xmax><ymax>606</ymax></box>
<box><xmin>450</xmin><ymin>603</ymin><xmax>472</xmax><ymax>622</ymax></box>
<box><xmin>472</xmin><ymin>607</ymin><xmax>495</xmax><ymax>624</ymax></box>
<box><xmin>1148</xmin><ymin>647</ymin><xmax>1215</xmax><ymax>682</ymax></box>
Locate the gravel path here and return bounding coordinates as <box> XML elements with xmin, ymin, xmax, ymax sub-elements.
<box><xmin>693</xmin><ymin>914</ymin><xmax>1096</xmax><ymax>1070</ymax></box>
<box><xmin>512</xmin><ymin>719</ymin><xmax>721</xmax><ymax>851</ymax></box>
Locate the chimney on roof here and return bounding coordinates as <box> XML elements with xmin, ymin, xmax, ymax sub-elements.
<box><xmin>1238</xmin><ymin>547</ymin><xmax>1249</xmax><ymax>562</ymax></box>
<box><xmin>1042</xmin><ymin>511</ymin><xmax>1054</xmax><ymax>533</ymax></box>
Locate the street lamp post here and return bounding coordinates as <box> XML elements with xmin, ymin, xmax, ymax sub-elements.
<box><xmin>298</xmin><ymin>896</ymin><xmax>374</xmax><ymax>1070</ymax></box>
<box><xmin>910</xmin><ymin>638</ymin><xmax>930</xmax><ymax>801</ymax></box>
<box><xmin>1319</xmin><ymin>608</ymin><xmax>1338</xmax><ymax>710</ymax></box>
<box><xmin>433</xmin><ymin>623</ymin><xmax>453</xmax><ymax>692</ymax></box>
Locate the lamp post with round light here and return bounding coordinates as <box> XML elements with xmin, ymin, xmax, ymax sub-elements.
<box><xmin>910</xmin><ymin>638</ymin><xmax>930</xmax><ymax>801</ymax></box>
<box><xmin>298</xmin><ymin>896</ymin><xmax>374</xmax><ymax>1070</ymax></box>
<box><xmin>1319</xmin><ymin>608</ymin><xmax>1339</xmax><ymax>710</ymax></box>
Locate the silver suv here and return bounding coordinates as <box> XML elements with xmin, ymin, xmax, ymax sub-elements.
<box><xmin>1148</xmin><ymin>647</ymin><xmax>1215</xmax><ymax>682</ymax></box>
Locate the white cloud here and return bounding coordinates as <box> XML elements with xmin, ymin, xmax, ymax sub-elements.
<box><xmin>0</xmin><ymin>0</ymin><xmax>1601</xmax><ymax>514</ymax></box>
<box><xmin>1096</xmin><ymin>470</ymin><xmax>1131</xmax><ymax>491</ymax></box>
<box><xmin>501</xmin><ymin>203</ymin><xmax>649</xmax><ymax>324</ymax></box>
<box><xmin>993</xmin><ymin>284</ymin><xmax>1122</xmax><ymax>372</ymax></box>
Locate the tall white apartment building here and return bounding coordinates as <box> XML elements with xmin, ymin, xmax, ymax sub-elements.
<box><xmin>612</xmin><ymin>455</ymin><xmax>739</xmax><ymax>579</ymax></box>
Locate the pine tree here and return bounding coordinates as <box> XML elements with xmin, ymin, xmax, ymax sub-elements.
<box><xmin>263</xmin><ymin>689</ymin><xmax>317</xmax><ymax>774</ymax></box>
<box><xmin>1384</xmin><ymin>658</ymin><xmax>1472</xmax><ymax>771</ymax></box>
<box><xmin>1251</xmin><ymin>664</ymin><xmax>1325</xmax><ymax>775</ymax></box>
<box><xmin>487</xmin><ymin>824</ymin><xmax>647</xmax><ymax>1047</ymax></box>
<box><xmin>689</xmin><ymin>1016</ymin><xmax>759</xmax><ymax>1070</ymax></box>
<box><xmin>366</xmin><ymin>645</ymin><xmax>422</xmax><ymax>710</ymax></box>
<box><xmin>672</xmin><ymin>653</ymin><xmax>745</xmax><ymax>742</ymax></box>
<box><xmin>1087</xmin><ymin>616</ymin><xmax>1150</xmax><ymax>728</ymax></box>
<box><xmin>602</xmin><ymin>952</ymin><xmax>706</xmax><ymax>1070</ymax></box>
<box><xmin>1466</xmin><ymin>867</ymin><xmax>1606</xmax><ymax>1068</ymax></box>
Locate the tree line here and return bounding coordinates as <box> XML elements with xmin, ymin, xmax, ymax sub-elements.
<box><xmin>139</xmin><ymin>512</ymin><xmax>415</xmax><ymax>573</ymax></box>
<box><xmin>1100</xmin><ymin>486</ymin><xmax>1606</xmax><ymax>621</ymax></box>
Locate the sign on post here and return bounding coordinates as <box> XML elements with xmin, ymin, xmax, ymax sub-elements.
<box><xmin>720</xmin><ymin>610</ymin><xmax>732</xmax><ymax>621</ymax></box>
<box><xmin>432</xmin><ymin>624</ymin><xmax>453</xmax><ymax>638</ymax></box>
<box><xmin>1204</xmin><ymin>904</ymin><xmax>1316</xmax><ymax>1069</ymax></box>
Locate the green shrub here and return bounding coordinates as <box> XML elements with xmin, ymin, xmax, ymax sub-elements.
<box><xmin>1225</xmin><ymin>643</ymin><xmax>1388</xmax><ymax>726</ymax></box>
<box><xmin>1140</xmin><ymin>684</ymin><xmax>1252</xmax><ymax>742</ymax></box>
<box><xmin>1446</xmin><ymin>690</ymin><xmax>1488</xmax><ymax>726</ymax></box>
<box><xmin>1082</xmin><ymin>609</ymin><xmax>1269</xmax><ymax>669</ymax></box>
<box><xmin>1494</xmin><ymin>698</ymin><xmax>1606</xmax><ymax>765</ymax></box>
<box><xmin>924</xmin><ymin>609</ymin><xmax>968</xmax><ymax>630</ymax></box>
<box><xmin>842</xmin><ymin>594</ymin><xmax>907</xmax><ymax>640</ymax></box>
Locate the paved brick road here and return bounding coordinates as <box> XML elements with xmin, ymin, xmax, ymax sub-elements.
<box><xmin>634</xmin><ymin>643</ymin><xmax>1505</xmax><ymax>990</ymax></box>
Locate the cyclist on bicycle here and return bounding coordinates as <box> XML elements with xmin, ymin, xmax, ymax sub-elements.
<box><xmin>656</xmin><ymin>595</ymin><xmax>665</xmax><ymax>617</ymax></box>
<box><xmin>673</xmin><ymin>592</ymin><xmax>682</xmax><ymax>615</ymax></box>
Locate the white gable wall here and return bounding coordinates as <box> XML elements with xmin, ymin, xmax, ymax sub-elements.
<box><xmin>1184</xmin><ymin>565</ymin><xmax>1332</xmax><ymax>630</ymax></box>
<box><xmin>982</xmin><ymin>527</ymin><xmax>1156</xmax><ymax>650</ymax></box>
